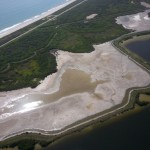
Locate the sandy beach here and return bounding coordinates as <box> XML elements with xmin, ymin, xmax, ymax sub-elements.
<box><xmin>0</xmin><ymin>0</ymin><xmax>76</xmax><ymax>39</ymax></box>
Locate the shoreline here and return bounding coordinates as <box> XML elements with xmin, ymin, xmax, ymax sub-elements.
<box><xmin>0</xmin><ymin>0</ymin><xmax>76</xmax><ymax>39</ymax></box>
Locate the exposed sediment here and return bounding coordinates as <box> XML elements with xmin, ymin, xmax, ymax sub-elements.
<box><xmin>0</xmin><ymin>42</ymin><xmax>149</xmax><ymax>141</ymax></box>
<box><xmin>116</xmin><ymin>9</ymin><xmax>150</xmax><ymax>31</ymax></box>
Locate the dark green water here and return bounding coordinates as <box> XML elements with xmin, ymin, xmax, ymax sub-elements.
<box><xmin>125</xmin><ymin>37</ymin><xmax>150</xmax><ymax>62</ymax></box>
<box><xmin>45</xmin><ymin>107</ymin><xmax>150</xmax><ymax>150</ymax></box>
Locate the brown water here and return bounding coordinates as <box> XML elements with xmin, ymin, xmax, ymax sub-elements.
<box><xmin>0</xmin><ymin>69</ymin><xmax>107</xmax><ymax>118</ymax></box>
<box><xmin>40</xmin><ymin>69</ymin><xmax>99</xmax><ymax>102</ymax></box>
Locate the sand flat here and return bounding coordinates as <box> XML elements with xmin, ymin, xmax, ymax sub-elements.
<box><xmin>0</xmin><ymin>42</ymin><xmax>149</xmax><ymax>141</ymax></box>
<box><xmin>141</xmin><ymin>1</ymin><xmax>150</xmax><ymax>8</ymax></box>
<box><xmin>116</xmin><ymin>9</ymin><xmax>150</xmax><ymax>31</ymax></box>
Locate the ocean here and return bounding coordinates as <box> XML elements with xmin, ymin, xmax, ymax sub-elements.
<box><xmin>0</xmin><ymin>0</ymin><xmax>66</xmax><ymax>31</ymax></box>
